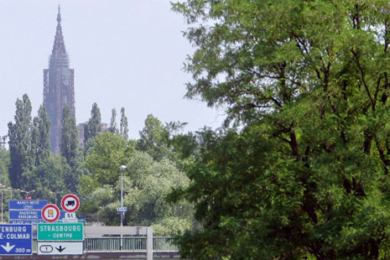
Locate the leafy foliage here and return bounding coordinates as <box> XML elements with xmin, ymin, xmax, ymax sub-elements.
<box><xmin>61</xmin><ymin>106</ymin><xmax>78</xmax><ymax>167</ymax></box>
<box><xmin>31</xmin><ymin>105</ymin><xmax>50</xmax><ymax>167</ymax></box>
<box><xmin>120</xmin><ymin>107</ymin><xmax>129</xmax><ymax>141</ymax></box>
<box><xmin>84</xmin><ymin>103</ymin><xmax>102</xmax><ymax>143</ymax></box>
<box><xmin>8</xmin><ymin>94</ymin><xmax>33</xmax><ymax>189</ymax></box>
<box><xmin>137</xmin><ymin>114</ymin><xmax>171</xmax><ymax>161</ymax></box>
<box><xmin>171</xmin><ymin>0</ymin><xmax>390</xmax><ymax>259</ymax></box>
<box><xmin>109</xmin><ymin>108</ymin><xmax>118</xmax><ymax>134</ymax></box>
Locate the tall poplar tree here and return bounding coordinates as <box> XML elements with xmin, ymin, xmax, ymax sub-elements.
<box><xmin>8</xmin><ymin>94</ymin><xmax>33</xmax><ymax>188</ymax></box>
<box><xmin>60</xmin><ymin>106</ymin><xmax>78</xmax><ymax>167</ymax></box>
<box><xmin>84</xmin><ymin>103</ymin><xmax>102</xmax><ymax>143</ymax></box>
<box><xmin>120</xmin><ymin>107</ymin><xmax>129</xmax><ymax>141</ymax></box>
<box><xmin>109</xmin><ymin>108</ymin><xmax>117</xmax><ymax>134</ymax></box>
<box><xmin>31</xmin><ymin>105</ymin><xmax>51</xmax><ymax>167</ymax></box>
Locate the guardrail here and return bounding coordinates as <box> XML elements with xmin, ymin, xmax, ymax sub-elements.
<box><xmin>32</xmin><ymin>237</ymin><xmax>177</xmax><ymax>252</ymax></box>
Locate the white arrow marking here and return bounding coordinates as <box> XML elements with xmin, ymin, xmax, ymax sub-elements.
<box><xmin>1</xmin><ymin>242</ymin><xmax>15</xmax><ymax>252</ymax></box>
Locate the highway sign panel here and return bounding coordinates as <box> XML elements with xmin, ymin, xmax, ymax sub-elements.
<box><xmin>37</xmin><ymin>223</ymin><xmax>83</xmax><ymax>241</ymax></box>
<box><xmin>117</xmin><ymin>207</ymin><xmax>127</xmax><ymax>212</ymax></box>
<box><xmin>61</xmin><ymin>194</ymin><xmax>80</xmax><ymax>213</ymax></box>
<box><xmin>37</xmin><ymin>242</ymin><xmax>83</xmax><ymax>255</ymax></box>
<box><xmin>9</xmin><ymin>210</ymin><xmax>67</xmax><ymax>224</ymax></box>
<box><xmin>0</xmin><ymin>224</ymin><xmax>32</xmax><ymax>255</ymax></box>
<box><xmin>42</xmin><ymin>204</ymin><xmax>60</xmax><ymax>223</ymax></box>
<box><xmin>9</xmin><ymin>200</ymin><xmax>47</xmax><ymax>210</ymax></box>
<box><xmin>9</xmin><ymin>210</ymin><xmax>42</xmax><ymax>220</ymax></box>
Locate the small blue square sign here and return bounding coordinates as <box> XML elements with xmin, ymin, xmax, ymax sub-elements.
<box><xmin>0</xmin><ymin>224</ymin><xmax>32</xmax><ymax>255</ymax></box>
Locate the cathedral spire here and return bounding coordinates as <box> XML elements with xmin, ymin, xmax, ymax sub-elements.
<box><xmin>44</xmin><ymin>6</ymin><xmax>75</xmax><ymax>154</ymax></box>
<box><xmin>57</xmin><ymin>5</ymin><xmax>61</xmax><ymax>23</ymax></box>
<box><xmin>51</xmin><ymin>5</ymin><xmax>68</xmax><ymax>67</ymax></box>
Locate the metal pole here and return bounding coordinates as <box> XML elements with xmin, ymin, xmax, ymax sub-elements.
<box><xmin>120</xmin><ymin>167</ymin><xmax>123</xmax><ymax>250</ymax></box>
<box><xmin>120</xmin><ymin>165</ymin><xmax>126</xmax><ymax>250</ymax></box>
<box><xmin>121</xmin><ymin>167</ymin><xmax>123</xmax><ymax>227</ymax></box>
<box><xmin>147</xmin><ymin>226</ymin><xmax>153</xmax><ymax>260</ymax></box>
<box><xmin>1</xmin><ymin>191</ymin><xmax>3</xmax><ymax>223</ymax></box>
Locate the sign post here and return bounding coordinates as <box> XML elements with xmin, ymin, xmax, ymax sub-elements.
<box><xmin>0</xmin><ymin>224</ymin><xmax>32</xmax><ymax>255</ymax></box>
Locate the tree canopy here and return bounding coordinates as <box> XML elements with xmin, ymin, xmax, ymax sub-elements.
<box><xmin>170</xmin><ymin>0</ymin><xmax>390</xmax><ymax>259</ymax></box>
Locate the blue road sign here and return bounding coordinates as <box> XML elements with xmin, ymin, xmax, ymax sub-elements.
<box><xmin>0</xmin><ymin>224</ymin><xmax>32</xmax><ymax>255</ymax></box>
<box><xmin>9</xmin><ymin>200</ymin><xmax>47</xmax><ymax>210</ymax></box>
<box><xmin>117</xmin><ymin>207</ymin><xmax>127</xmax><ymax>212</ymax></box>
<box><xmin>9</xmin><ymin>211</ymin><xmax>69</xmax><ymax>225</ymax></box>
<box><xmin>9</xmin><ymin>210</ymin><xmax>42</xmax><ymax>220</ymax></box>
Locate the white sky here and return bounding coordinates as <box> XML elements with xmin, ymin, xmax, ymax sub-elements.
<box><xmin>0</xmin><ymin>0</ymin><xmax>225</xmax><ymax>140</ymax></box>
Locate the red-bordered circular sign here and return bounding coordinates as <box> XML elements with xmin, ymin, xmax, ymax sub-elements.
<box><xmin>61</xmin><ymin>194</ymin><xmax>80</xmax><ymax>213</ymax></box>
<box><xmin>42</xmin><ymin>204</ymin><xmax>60</xmax><ymax>223</ymax></box>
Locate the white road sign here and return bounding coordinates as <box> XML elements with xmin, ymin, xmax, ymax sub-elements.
<box><xmin>37</xmin><ymin>242</ymin><xmax>83</xmax><ymax>255</ymax></box>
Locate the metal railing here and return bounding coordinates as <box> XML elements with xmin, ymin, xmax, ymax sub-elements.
<box><xmin>153</xmin><ymin>237</ymin><xmax>178</xmax><ymax>251</ymax></box>
<box><xmin>32</xmin><ymin>237</ymin><xmax>177</xmax><ymax>252</ymax></box>
<box><xmin>84</xmin><ymin>237</ymin><xmax>146</xmax><ymax>251</ymax></box>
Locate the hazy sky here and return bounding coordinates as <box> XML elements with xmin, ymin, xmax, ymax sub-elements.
<box><xmin>0</xmin><ymin>0</ymin><xmax>224</xmax><ymax>140</ymax></box>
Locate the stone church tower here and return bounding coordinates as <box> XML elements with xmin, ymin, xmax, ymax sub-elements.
<box><xmin>43</xmin><ymin>6</ymin><xmax>75</xmax><ymax>154</ymax></box>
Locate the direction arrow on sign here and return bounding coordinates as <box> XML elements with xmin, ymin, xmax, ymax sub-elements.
<box><xmin>1</xmin><ymin>243</ymin><xmax>15</xmax><ymax>252</ymax></box>
<box><xmin>0</xmin><ymin>224</ymin><xmax>32</xmax><ymax>255</ymax></box>
<box><xmin>37</xmin><ymin>242</ymin><xmax>83</xmax><ymax>255</ymax></box>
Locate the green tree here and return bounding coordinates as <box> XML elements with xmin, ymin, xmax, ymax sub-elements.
<box><xmin>171</xmin><ymin>0</ymin><xmax>390</xmax><ymax>259</ymax></box>
<box><xmin>8</xmin><ymin>94</ymin><xmax>33</xmax><ymax>189</ymax></box>
<box><xmin>109</xmin><ymin>108</ymin><xmax>118</xmax><ymax>134</ymax></box>
<box><xmin>137</xmin><ymin>114</ymin><xmax>170</xmax><ymax>161</ymax></box>
<box><xmin>79</xmin><ymin>132</ymin><xmax>192</xmax><ymax>234</ymax></box>
<box><xmin>60</xmin><ymin>106</ymin><xmax>82</xmax><ymax>193</ymax></box>
<box><xmin>83</xmin><ymin>132</ymin><xmax>131</xmax><ymax>186</ymax></box>
<box><xmin>31</xmin><ymin>105</ymin><xmax>51</xmax><ymax>167</ymax></box>
<box><xmin>84</xmin><ymin>103</ymin><xmax>101</xmax><ymax>143</ymax></box>
<box><xmin>22</xmin><ymin>155</ymin><xmax>69</xmax><ymax>201</ymax></box>
<box><xmin>0</xmin><ymin>147</ymin><xmax>11</xmax><ymax>187</ymax></box>
<box><xmin>61</xmin><ymin>106</ymin><xmax>78</xmax><ymax>167</ymax></box>
<box><xmin>79</xmin><ymin>132</ymin><xmax>133</xmax><ymax>220</ymax></box>
<box><xmin>120</xmin><ymin>107</ymin><xmax>129</xmax><ymax>141</ymax></box>
<box><xmin>80</xmin><ymin>148</ymin><xmax>191</xmax><ymax>234</ymax></box>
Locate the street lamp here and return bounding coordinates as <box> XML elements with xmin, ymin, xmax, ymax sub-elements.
<box><xmin>119</xmin><ymin>165</ymin><xmax>126</xmax><ymax>250</ymax></box>
<box><xmin>20</xmin><ymin>190</ymin><xmax>35</xmax><ymax>199</ymax></box>
<box><xmin>49</xmin><ymin>191</ymin><xmax>63</xmax><ymax>205</ymax></box>
<box><xmin>119</xmin><ymin>165</ymin><xmax>126</xmax><ymax>226</ymax></box>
